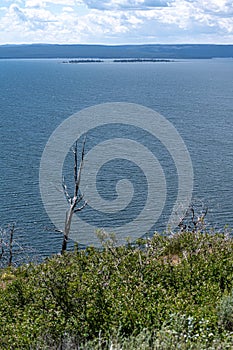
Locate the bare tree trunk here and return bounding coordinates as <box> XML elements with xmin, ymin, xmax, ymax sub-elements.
<box><xmin>62</xmin><ymin>205</ymin><xmax>74</xmax><ymax>253</ymax></box>
<box><xmin>8</xmin><ymin>224</ymin><xmax>15</xmax><ymax>267</ymax></box>
<box><xmin>0</xmin><ymin>236</ymin><xmax>4</xmax><ymax>261</ymax></box>
<box><xmin>61</xmin><ymin>138</ymin><xmax>87</xmax><ymax>254</ymax></box>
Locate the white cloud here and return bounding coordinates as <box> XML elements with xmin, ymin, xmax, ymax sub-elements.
<box><xmin>0</xmin><ymin>0</ymin><xmax>232</xmax><ymax>44</ymax></box>
<box><xmin>62</xmin><ymin>6</ymin><xmax>74</xmax><ymax>12</ymax></box>
<box><xmin>134</xmin><ymin>0</ymin><xmax>233</xmax><ymax>34</ymax></box>
<box><xmin>25</xmin><ymin>0</ymin><xmax>45</xmax><ymax>8</ymax></box>
<box><xmin>46</xmin><ymin>0</ymin><xmax>75</xmax><ymax>5</ymax></box>
<box><xmin>25</xmin><ymin>0</ymin><xmax>76</xmax><ymax>7</ymax></box>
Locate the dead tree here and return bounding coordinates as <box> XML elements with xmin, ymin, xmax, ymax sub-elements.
<box><xmin>178</xmin><ymin>203</ymin><xmax>208</xmax><ymax>233</ymax></box>
<box><xmin>61</xmin><ymin>138</ymin><xmax>87</xmax><ymax>254</ymax></box>
<box><xmin>8</xmin><ymin>224</ymin><xmax>15</xmax><ymax>267</ymax></box>
<box><xmin>0</xmin><ymin>225</ymin><xmax>38</xmax><ymax>268</ymax></box>
<box><xmin>0</xmin><ymin>224</ymin><xmax>16</xmax><ymax>267</ymax></box>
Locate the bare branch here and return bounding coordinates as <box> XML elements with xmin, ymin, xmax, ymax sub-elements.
<box><xmin>77</xmin><ymin>193</ymin><xmax>85</xmax><ymax>204</ymax></box>
<box><xmin>75</xmin><ymin>136</ymin><xmax>86</xmax><ymax>198</ymax></box>
<box><xmin>0</xmin><ymin>237</ymin><xmax>4</xmax><ymax>260</ymax></box>
<box><xmin>177</xmin><ymin>201</ymin><xmax>208</xmax><ymax>234</ymax></box>
<box><xmin>74</xmin><ymin>201</ymin><xmax>88</xmax><ymax>213</ymax></box>
<box><xmin>74</xmin><ymin>140</ymin><xmax>78</xmax><ymax>187</ymax></box>
<box><xmin>8</xmin><ymin>223</ymin><xmax>15</xmax><ymax>267</ymax></box>
<box><xmin>62</xmin><ymin>176</ymin><xmax>71</xmax><ymax>203</ymax></box>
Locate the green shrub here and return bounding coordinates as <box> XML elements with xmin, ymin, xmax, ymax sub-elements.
<box><xmin>217</xmin><ymin>289</ymin><xmax>233</xmax><ymax>331</ymax></box>
<box><xmin>0</xmin><ymin>231</ymin><xmax>233</xmax><ymax>349</ymax></box>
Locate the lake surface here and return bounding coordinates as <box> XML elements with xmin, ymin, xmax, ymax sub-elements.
<box><xmin>0</xmin><ymin>59</ymin><xmax>232</xmax><ymax>257</ymax></box>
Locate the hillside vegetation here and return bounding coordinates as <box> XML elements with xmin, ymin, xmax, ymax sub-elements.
<box><xmin>0</xmin><ymin>44</ymin><xmax>233</xmax><ymax>59</ymax></box>
<box><xmin>1</xmin><ymin>231</ymin><xmax>233</xmax><ymax>349</ymax></box>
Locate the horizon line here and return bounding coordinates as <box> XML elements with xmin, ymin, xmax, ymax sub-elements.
<box><xmin>1</xmin><ymin>43</ymin><xmax>233</xmax><ymax>47</ymax></box>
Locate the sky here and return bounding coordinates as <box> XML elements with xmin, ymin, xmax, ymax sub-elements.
<box><xmin>0</xmin><ymin>0</ymin><xmax>232</xmax><ymax>44</ymax></box>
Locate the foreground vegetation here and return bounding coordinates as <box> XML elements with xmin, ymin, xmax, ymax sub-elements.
<box><xmin>1</xmin><ymin>230</ymin><xmax>233</xmax><ymax>349</ymax></box>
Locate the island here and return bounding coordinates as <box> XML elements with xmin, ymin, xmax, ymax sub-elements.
<box><xmin>62</xmin><ymin>58</ymin><xmax>174</xmax><ymax>64</ymax></box>
<box><xmin>63</xmin><ymin>59</ymin><xmax>104</xmax><ymax>63</ymax></box>
<box><xmin>113</xmin><ymin>58</ymin><xmax>173</xmax><ymax>62</ymax></box>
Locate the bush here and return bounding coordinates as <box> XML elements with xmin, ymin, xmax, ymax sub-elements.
<box><xmin>217</xmin><ymin>289</ymin><xmax>233</xmax><ymax>331</ymax></box>
<box><xmin>0</xmin><ymin>231</ymin><xmax>233</xmax><ymax>349</ymax></box>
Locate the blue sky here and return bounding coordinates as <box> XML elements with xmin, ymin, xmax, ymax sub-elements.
<box><xmin>0</xmin><ymin>0</ymin><xmax>232</xmax><ymax>44</ymax></box>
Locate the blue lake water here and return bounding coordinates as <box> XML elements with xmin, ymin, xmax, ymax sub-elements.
<box><xmin>0</xmin><ymin>59</ymin><xmax>232</xmax><ymax>257</ymax></box>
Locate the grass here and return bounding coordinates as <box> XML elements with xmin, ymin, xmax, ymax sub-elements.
<box><xmin>1</xmin><ymin>230</ymin><xmax>233</xmax><ymax>349</ymax></box>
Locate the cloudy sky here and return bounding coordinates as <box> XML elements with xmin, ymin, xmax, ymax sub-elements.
<box><xmin>0</xmin><ymin>0</ymin><xmax>232</xmax><ymax>44</ymax></box>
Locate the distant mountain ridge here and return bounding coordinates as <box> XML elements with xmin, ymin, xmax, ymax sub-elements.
<box><xmin>0</xmin><ymin>44</ymin><xmax>232</xmax><ymax>59</ymax></box>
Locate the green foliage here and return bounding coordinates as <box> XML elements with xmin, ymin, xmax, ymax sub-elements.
<box><xmin>217</xmin><ymin>289</ymin><xmax>233</xmax><ymax>331</ymax></box>
<box><xmin>0</xmin><ymin>231</ymin><xmax>233</xmax><ymax>349</ymax></box>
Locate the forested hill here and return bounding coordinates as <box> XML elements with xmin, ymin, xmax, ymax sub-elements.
<box><xmin>0</xmin><ymin>44</ymin><xmax>233</xmax><ymax>59</ymax></box>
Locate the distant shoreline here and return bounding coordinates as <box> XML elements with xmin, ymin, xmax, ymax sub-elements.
<box><xmin>0</xmin><ymin>44</ymin><xmax>232</xmax><ymax>59</ymax></box>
